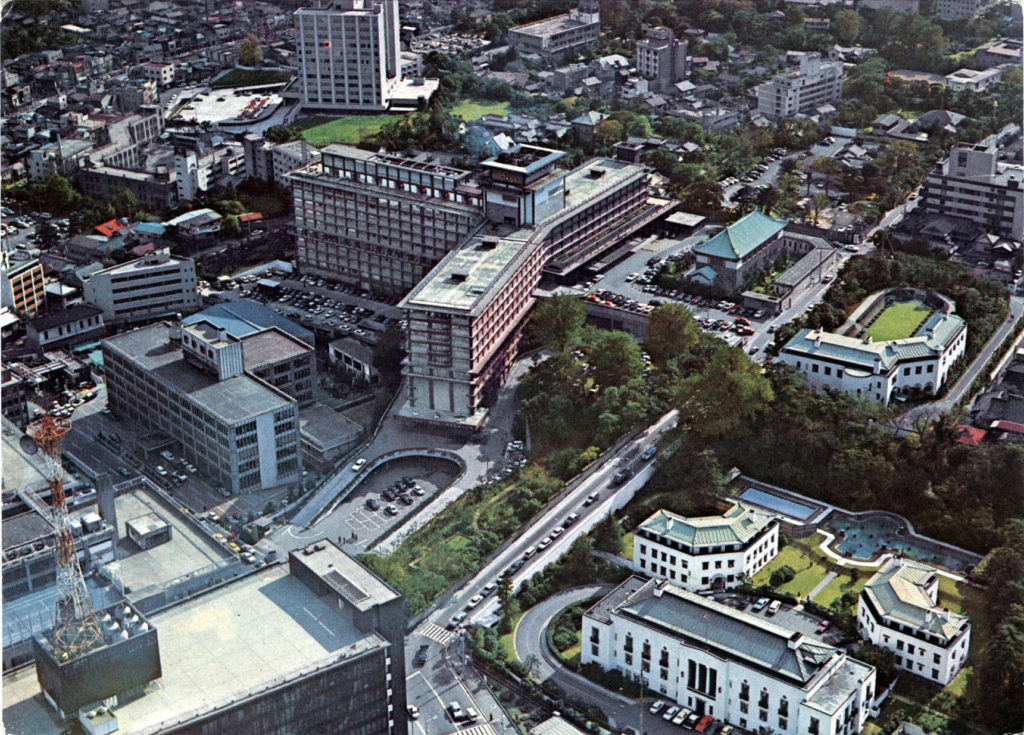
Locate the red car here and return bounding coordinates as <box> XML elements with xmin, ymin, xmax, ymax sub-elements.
<box><xmin>696</xmin><ymin>715</ymin><xmax>715</xmax><ymax>732</ymax></box>
<box><xmin>817</xmin><ymin>619</ymin><xmax>831</xmax><ymax>633</ymax></box>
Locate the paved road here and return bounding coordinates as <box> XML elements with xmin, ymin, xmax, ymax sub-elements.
<box><xmin>513</xmin><ymin>585</ymin><xmax>687</xmax><ymax>735</ymax></box>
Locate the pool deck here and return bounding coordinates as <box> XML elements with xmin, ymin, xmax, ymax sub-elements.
<box><xmin>734</xmin><ymin>475</ymin><xmax>982</xmax><ymax>582</ymax></box>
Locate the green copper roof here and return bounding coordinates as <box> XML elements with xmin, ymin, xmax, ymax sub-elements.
<box><xmin>693</xmin><ymin>210</ymin><xmax>789</xmax><ymax>261</ymax></box>
<box><xmin>638</xmin><ymin>505</ymin><xmax>775</xmax><ymax>547</ymax></box>
<box><xmin>862</xmin><ymin>559</ymin><xmax>969</xmax><ymax>641</ymax></box>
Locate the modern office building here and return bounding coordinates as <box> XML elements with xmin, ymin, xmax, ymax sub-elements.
<box><xmin>290</xmin><ymin>145</ymin><xmax>485</xmax><ymax>293</ymax></box>
<box><xmin>398</xmin><ymin>147</ymin><xmax>653</xmax><ymax>428</ymax></box>
<box><xmin>858</xmin><ymin>559</ymin><xmax>970</xmax><ymax>686</ymax></box>
<box><xmin>636</xmin><ymin>27</ymin><xmax>688</xmax><ymax>93</ymax></box>
<box><xmin>103</xmin><ymin>321</ymin><xmax>303</xmax><ymax>494</ymax></box>
<box><xmin>755</xmin><ymin>52</ymin><xmax>844</xmax><ymax>120</ymax></box>
<box><xmin>294</xmin><ymin>0</ymin><xmax>435</xmax><ymax>113</ymax></box>
<box><xmin>919</xmin><ymin>144</ymin><xmax>1024</xmax><ymax>241</ymax></box>
<box><xmin>779</xmin><ymin>311</ymin><xmax>967</xmax><ymax>405</ymax></box>
<box><xmin>508</xmin><ymin>0</ymin><xmax>601</xmax><ymax>64</ymax></box>
<box><xmin>633</xmin><ymin>506</ymin><xmax>779</xmax><ymax>591</ymax></box>
<box><xmin>82</xmin><ymin>249</ymin><xmax>201</xmax><ymax>326</ymax></box>
<box><xmin>3</xmin><ymin>541</ymin><xmax>409</xmax><ymax>735</ymax></box>
<box><xmin>1</xmin><ymin>256</ymin><xmax>46</xmax><ymax>317</ymax></box>
<box><xmin>583</xmin><ymin>576</ymin><xmax>877</xmax><ymax>735</ymax></box>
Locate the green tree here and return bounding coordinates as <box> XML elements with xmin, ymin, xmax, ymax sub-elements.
<box><xmin>676</xmin><ymin>345</ymin><xmax>774</xmax><ymax>440</ymax></box>
<box><xmin>221</xmin><ymin>214</ymin><xmax>241</xmax><ymax>237</ymax></box>
<box><xmin>589</xmin><ymin>331</ymin><xmax>644</xmax><ymax>389</ymax></box>
<box><xmin>645</xmin><ymin>303</ymin><xmax>701</xmax><ymax>367</ymax></box>
<box><xmin>592</xmin><ymin>516</ymin><xmax>625</xmax><ymax>554</ymax></box>
<box><xmin>240</xmin><ymin>35</ymin><xmax>262</xmax><ymax>66</ymax></box>
<box><xmin>529</xmin><ymin>294</ymin><xmax>587</xmax><ymax>353</ymax></box>
<box><xmin>833</xmin><ymin>9</ymin><xmax>861</xmax><ymax>45</ymax></box>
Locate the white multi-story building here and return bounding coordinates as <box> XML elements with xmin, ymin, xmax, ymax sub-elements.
<box><xmin>508</xmin><ymin>0</ymin><xmax>601</xmax><ymax>64</ymax></box>
<box><xmin>919</xmin><ymin>144</ymin><xmax>1024</xmax><ymax>241</ymax></box>
<box><xmin>82</xmin><ymin>249</ymin><xmax>201</xmax><ymax>326</ymax></box>
<box><xmin>756</xmin><ymin>52</ymin><xmax>844</xmax><ymax>120</ymax></box>
<box><xmin>779</xmin><ymin>310</ymin><xmax>967</xmax><ymax>405</ymax></box>
<box><xmin>294</xmin><ymin>0</ymin><xmax>402</xmax><ymax>113</ymax></box>
<box><xmin>633</xmin><ymin>506</ymin><xmax>779</xmax><ymax>591</ymax></box>
<box><xmin>858</xmin><ymin>559</ymin><xmax>971</xmax><ymax>686</ymax></box>
<box><xmin>935</xmin><ymin>0</ymin><xmax>992</xmax><ymax>20</ymax></box>
<box><xmin>583</xmin><ymin>577</ymin><xmax>877</xmax><ymax>735</ymax></box>
<box><xmin>175</xmin><ymin>148</ymin><xmax>214</xmax><ymax>202</ymax></box>
<box><xmin>635</xmin><ymin>27</ymin><xmax>688</xmax><ymax>93</ymax></box>
<box><xmin>140</xmin><ymin>61</ymin><xmax>174</xmax><ymax>87</ymax></box>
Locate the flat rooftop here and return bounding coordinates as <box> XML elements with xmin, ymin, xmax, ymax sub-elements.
<box><xmin>104</xmin><ymin>323</ymin><xmax>294</xmax><ymax>425</ymax></box>
<box><xmin>400</xmin><ymin>226</ymin><xmax>538</xmax><ymax>315</ymax></box>
<box><xmin>105</xmin><ymin>485</ymin><xmax>231</xmax><ymax>592</ymax></box>
<box><xmin>298</xmin><ymin>403</ymin><xmax>362</xmax><ymax>449</ymax></box>
<box><xmin>320</xmin><ymin>144</ymin><xmax>470</xmax><ymax>179</ymax></box>
<box><xmin>510</xmin><ymin>12</ymin><xmax>592</xmax><ymax>37</ymax></box>
<box><xmin>562</xmin><ymin>158</ymin><xmax>643</xmax><ymax>211</ymax></box>
<box><xmin>292</xmin><ymin>542</ymin><xmax>400</xmax><ymax>612</ymax></box>
<box><xmin>2</xmin><ymin>565</ymin><xmax>388</xmax><ymax>735</ymax></box>
<box><xmin>240</xmin><ymin>328</ymin><xmax>311</xmax><ymax>371</ymax></box>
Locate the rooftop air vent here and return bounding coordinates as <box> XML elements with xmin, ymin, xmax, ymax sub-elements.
<box><xmin>588</xmin><ymin>168</ymin><xmax>605</xmax><ymax>179</ymax></box>
<box><xmin>450</xmin><ymin>271</ymin><xmax>469</xmax><ymax>283</ymax></box>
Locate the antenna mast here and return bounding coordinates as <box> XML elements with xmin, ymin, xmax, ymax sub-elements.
<box><xmin>28</xmin><ymin>414</ymin><xmax>104</xmax><ymax>662</ymax></box>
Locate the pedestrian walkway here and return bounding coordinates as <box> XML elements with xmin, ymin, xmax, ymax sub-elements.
<box><xmin>419</xmin><ymin>621</ymin><xmax>456</xmax><ymax>645</ymax></box>
<box><xmin>456</xmin><ymin>723</ymin><xmax>497</xmax><ymax>735</ymax></box>
<box><xmin>807</xmin><ymin>570</ymin><xmax>838</xmax><ymax>601</ymax></box>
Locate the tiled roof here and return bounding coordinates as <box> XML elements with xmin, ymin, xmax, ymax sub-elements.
<box><xmin>638</xmin><ymin>505</ymin><xmax>775</xmax><ymax>548</ymax></box>
<box><xmin>590</xmin><ymin>577</ymin><xmax>841</xmax><ymax>686</ymax></box>
<box><xmin>862</xmin><ymin>559</ymin><xmax>968</xmax><ymax>641</ymax></box>
<box><xmin>693</xmin><ymin>210</ymin><xmax>788</xmax><ymax>261</ymax></box>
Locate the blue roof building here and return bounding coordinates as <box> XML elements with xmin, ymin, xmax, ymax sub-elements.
<box><xmin>184</xmin><ymin>299</ymin><xmax>314</xmax><ymax>347</ymax></box>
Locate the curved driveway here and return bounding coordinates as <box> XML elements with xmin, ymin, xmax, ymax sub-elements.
<box><xmin>514</xmin><ymin>585</ymin><xmax>685</xmax><ymax>735</ymax></box>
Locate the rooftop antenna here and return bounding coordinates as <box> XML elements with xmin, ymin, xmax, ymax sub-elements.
<box><xmin>28</xmin><ymin>413</ymin><xmax>104</xmax><ymax>662</ymax></box>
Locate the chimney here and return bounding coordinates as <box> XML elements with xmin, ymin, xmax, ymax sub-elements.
<box><xmin>94</xmin><ymin>473</ymin><xmax>118</xmax><ymax>557</ymax></box>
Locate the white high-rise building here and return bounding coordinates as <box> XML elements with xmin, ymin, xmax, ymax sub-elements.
<box><xmin>755</xmin><ymin>52</ymin><xmax>844</xmax><ymax>120</ymax></box>
<box><xmin>294</xmin><ymin>0</ymin><xmax>403</xmax><ymax>113</ymax></box>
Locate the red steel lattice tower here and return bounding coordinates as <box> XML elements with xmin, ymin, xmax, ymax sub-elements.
<box><xmin>28</xmin><ymin>413</ymin><xmax>104</xmax><ymax>662</ymax></box>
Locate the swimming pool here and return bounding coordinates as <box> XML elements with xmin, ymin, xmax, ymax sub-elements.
<box><xmin>823</xmin><ymin>511</ymin><xmax>979</xmax><ymax>574</ymax></box>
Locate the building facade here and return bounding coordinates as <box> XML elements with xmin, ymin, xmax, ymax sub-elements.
<box><xmin>82</xmin><ymin>249</ymin><xmax>201</xmax><ymax>325</ymax></box>
<box><xmin>78</xmin><ymin>165</ymin><xmax>178</xmax><ymax>209</ymax></box>
<box><xmin>858</xmin><ymin>559</ymin><xmax>970</xmax><ymax>686</ymax></box>
<box><xmin>636</xmin><ymin>27</ymin><xmax>688</xmax><ymax>93</ymax></box>
<box><xmin>756</xmin><ymin>52</ymin><xmax>844</xmax><ymax>120</ymax></box>
<box><xmin>633</xmin><ymin>506</ymin><xmax>779</xmax><ymax>591</ymax></box>
<box><xmin>1</xmin><ymin>256</ymin><xmax>46</xmax><ymax>317</ymax></box>
<box><xmin>294</xmin><ymin>0</ymin><xmax>402</xmax><ymax>113</ymax></box>
<box><xmin>103</xmin><ymin>321</ymin><xmax>303</xmax><ymax>494</ymax></box>
<box><xmin>290</xmin><ymin>145</ymin><xmax>485</xmax><ymax>293</ymax></box>
<box><xmin>690</xmin><ymin>210</ymin><xmax>791</xmax><ymax>293</ymax></box>
<box><xmin>398</xmin><ymin>147</ymin><xmax>651</xmax><ymax>428</ymax></box>
<box><xmin>583</xmin><ymin>577</ymin><xmax>877</xmax><ymax>735</ymax></box>
<box><xmin>779</xmin><ymin>311</ymin><xmax>967</xmax><ymax>405</ymax></box>
<box><xmin>919</xmin><ymin>144</ymin><xmax>1024</xmax><ymax>241</ymax></box>
<box><xmin>25</xmin><ymin>305</ymin><xmax>105</xmax><ymax>352</ymax></box>
<box><xmin>508</xmin><ymin>0</ymin><xmax>601</xmax><ymax>64</ymax></box>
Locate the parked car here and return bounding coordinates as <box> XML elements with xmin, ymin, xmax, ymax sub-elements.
<box><xmin>649</xmin><ymin>700</ymin><xmax>667</xmax><ymax>715</ymax></box>
<box><xmin>413</xmin><ymin>644</ymin><xmax>429</xmax><ymax>667</ymax></box>
<box><xmin>351</xmin><ymin>457</ymin><xmax>367</xmax><ymax>471</ymax></box>
<box><xmin>752</xmin><ymin>597</ymin><xmax>770</xmax><ymax>612</ymax></box>
<box><xmin>465</xmin><ymin>594</ymin><xmax>484</xmax><ymax>610</ymax></box>
<box><xmin>384</xmin><ymin>504</ymin><xmax>398</xmax><ymax>516</ymax></box>
<box><xmin>663</xmin><ymin>706</ymin><xmax>680</xmax><ymax>721</ymax></box>
<box><xmin>696</xmin><ymin>715</ymin><xmax>715</xmax><ymax>732</ymax></box>
<box><xmin>767</xmin><ymin>600</ymin><xmax>782</xmax><ymax>616</ymax></box>
<box><xmin>407</xmin><ymin>704</ymin><xmax>420</xmax><ymax>719</ymax></box>
<box><xmin>366</xmin><ymin>497</ymin><xmax>380</xmax><ymax>511</ymax></box>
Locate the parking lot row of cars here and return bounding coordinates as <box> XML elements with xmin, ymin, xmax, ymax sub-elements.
<box><xmin>649</xmin><ymin>701</ymin><xmax>724</xmax><ymax>733</ymax></box>
<box><xmin>365</xmin><ymin>475</ymin><xmax>425</xmax><ymax>516</ymax></box>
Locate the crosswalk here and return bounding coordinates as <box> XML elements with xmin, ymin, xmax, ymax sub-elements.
<box><xmin>454</xmin><ymin>723</ymin><xmax>497</xmax><ymax>735</ymax></box>
<box><xmin>418</xmin><ymin>621</ymin><xmax>455</xmax><ymax>645</ymax></box>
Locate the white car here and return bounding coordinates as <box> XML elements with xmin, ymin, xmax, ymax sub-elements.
<box><xmin>351</xmin><ymin>457</ymin><xmax>367</xmax><ymax>471</ymax></box>
<box><xmin>649</xmin><ymin>700</ymin><xmax>667</xmax><ymax>715</ymax></box>
<box><xmin>465</xmin><ymin>594</ymin><xmax>484</xmax><ymax>610</ymax></box>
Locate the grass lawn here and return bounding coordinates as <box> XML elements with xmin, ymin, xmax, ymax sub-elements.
<box><xmin>301</xmin><ymin>115</ymin><xmax>404</xmax><ymax>147</ymax></box>
<box><xmin>752</xmin><ymin>533</ymin><xmax>834</xmax><ymax>598</ymax></box>
<box><xmin>211</xmin><ymin>68</ymin><xmax>294</xmax><ymax>88</ymax></box>
<box><xmin>813</xmin><ymin>565</ymin><xmax>869</xmax><ymax>607</ymax></box>
<box><xmin>450</xmin><ymin>99</ymin><xmax>510</xmax><ymax>121</ymax></box>
<box><xmin>867</xmin><ymin>301</ymin><xmax>931</xmax><ymax>341</ymax></box>
<box><xmin>620</xmin><ymin>531</ymin><xmax>634</xmax><ymax>560</ymax></box>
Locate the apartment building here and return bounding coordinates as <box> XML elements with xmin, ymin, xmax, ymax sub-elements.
<box><xmin>294</xmin><ymin>0</ymin><xmax>402</xmax><ymax>113</ymax></box>
<box><xmin>243</xmin><ymin>134</ymin><xmax>322</xmax><ymax>187</ymax></box>
<box><xmin>858</xmin><ymin>559</ymin><xmax>971</xmax><ymax>686</ymax></box>
<box><xmin>78</xmin><ymin>164</ymin><xmax>179</xmax><ymax>209</ymax></box>
<box><xmin>919</xmin><ymin>144</ymin><xmax>1024</xmax><ymax>241</ymax></box>
<box><xmin>779</xmin><ymin>312</ymin><xmax>967</xmax><ymax>405</ymax></box>
<box><xmin>508</xmin><ymin>0</ymin><xmax>601</xmax><ymax>64</ymax></box>
<box><xmin>1</xmin><ymin>256</ymin><xmax>46</xmax><ymax>317</ymax></box>
<box><xmin>103</xmin><ymin>321</ymin><xmax>303</xmax><ymax>494</ymax></box>
<box><xmin>755</xmin><ymin>52</ymin><xmax>844</xmax><ymax>120</ymax></box>
<box><xmin>583</xmin><ymin>577</ymin><xmax>877</xmax><ymax>735</ymax></box>
<box><xmin>140</xmin><ymin>61</ymin><xmax>174</xmax><ymax>87</ymax></box>
<box><xmin>633</xmin><ymin>506</ymin><xmax>779</xmax><ymax>591</ymax></box>
<box><xmin>82</xmin><ymin>249</ymin><xmax>201</xmax><ymax>325</ymax></box>
<box><xmin>636</xmin><ymin>27</ymin><xmax>688</xmax><ymax>93</ymax></box>
<box><xmin>175</xmin><ymin>142</ymin><xmax>245</xmax><ymax>203</ymax></box>
<box><xmin>289</xmin><ymin>145</ymin><xmax>485</xmax><ymax>293</ymax></box>
<box><xmin>935</xmin><ymin>0</ymin><xmax>992</xmax><ymax>20</ymax></box>
<box><xmin>398</xmin><ymin>146</ymin><xmax>651</xmax><ymax>428</ymax></box>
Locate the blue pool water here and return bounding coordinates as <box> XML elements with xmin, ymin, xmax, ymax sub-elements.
<box><xmin>824</xmin><ymin>512</ymin><xmax>976</xmax><ymax>574</ymax></box>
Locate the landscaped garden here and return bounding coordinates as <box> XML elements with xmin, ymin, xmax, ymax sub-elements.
<box><xmin>866</xmin><ymin>300</ymin><xmax>931</xmax><ymax>341</ymax></box>
<box><xmin>210</xmin><ymin>68</ymin><xmax>294</xmax><ymax>88</ymax></box>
